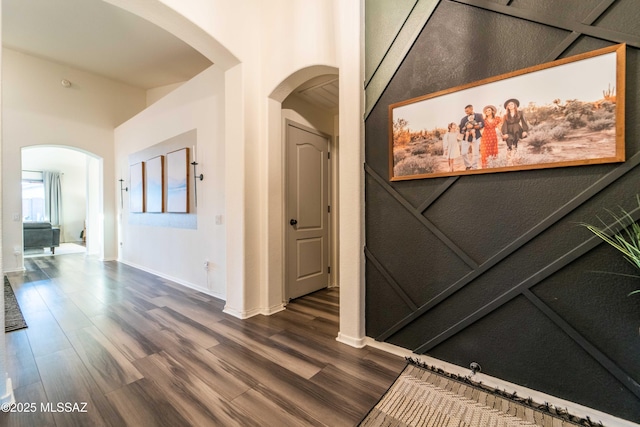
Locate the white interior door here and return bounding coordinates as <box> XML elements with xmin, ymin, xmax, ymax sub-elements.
<box><xmin>286</xmin><ymin>121</ymin><xmax>330</xmax><ymax>300</ymax></box>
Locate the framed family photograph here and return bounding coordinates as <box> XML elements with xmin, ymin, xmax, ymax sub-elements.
<box><xmin>389</xmin><ymin>43</ymin><xmax>626</xmax><ymax>181</ymax></box>
<box><xmin>129</xmin><ymin>162</ymin><xmax>145</xmax><ymax>213</ymax></box>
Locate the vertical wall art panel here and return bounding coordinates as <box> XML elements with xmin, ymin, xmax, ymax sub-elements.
<box><xmin>145</xmin><ymin>155</ymin><xmax>164</xmax><ymax>213</ymax></box>
<box><xmin>166</xmin><ymin>148</ymin><xmax>189</xmax><ymax>213</ymax></box>
<box><xmin>129</xmin><ymin>162</ymin><xmax>145</xmax><ymax>213</ymax></box>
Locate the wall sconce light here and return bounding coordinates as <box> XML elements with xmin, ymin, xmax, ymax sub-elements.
<box><xmin>61</xmin><ymin>79</ymin><xmax>72</xmax><ymax>88</ymax></box>
<box><xmin>191</xmin><ymin>161</ymin><xmax>204</xmax><ymax>207</ymax></box>
<box><xmin>191</xmin><ymin>145</ymin><xmax>203</xmax><ymax>207</ymax></box>
<box><xmin>119</xmin><ymin>178</ymin><xmax>128</xmax><ymax>208</ymax></box>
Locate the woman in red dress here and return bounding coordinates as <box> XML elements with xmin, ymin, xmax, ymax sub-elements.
<box><xmin>480</xmin><ymin>105</ymin><xmax>501</xmax><ymax>168</ymax></box>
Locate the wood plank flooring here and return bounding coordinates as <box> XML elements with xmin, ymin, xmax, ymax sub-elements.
<box><xmin>3</xmin><ymin>255</ymin><xmax>405</xmax><ymax>426</ymax></box>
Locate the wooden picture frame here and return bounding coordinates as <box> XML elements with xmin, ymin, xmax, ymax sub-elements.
<box><xmin>166</xmin><ymin>148</ymin><xmax>189</xmax><ymax>213</ymax></box>
<box><xmin>389</xmin><ymin>44</ymin><xmax>626</xmax><ymax>181</ymax></box>
<box><xmin>145</xmin><ymin>155</ymin><xmax>164</xmax><ymax>213</ymax></box>
<box><xmin>129</xmin><ymin>162</ymin><xmax>145</xmax><ymax>213</ymax></box>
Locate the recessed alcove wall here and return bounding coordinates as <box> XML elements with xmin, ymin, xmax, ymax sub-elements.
<box><xmin>127</xmin><ymin>129</ymin><xmax>197</xmax><ymax>229</ymax></box>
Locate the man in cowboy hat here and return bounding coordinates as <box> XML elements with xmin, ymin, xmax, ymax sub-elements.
<box><xmin>459</xmin><ymin>104</ymin><xmax>485</xmax><ymax>170</ymax></box>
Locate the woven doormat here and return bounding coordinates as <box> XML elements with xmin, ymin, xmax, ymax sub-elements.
<box><xmin>359</xmin><ymin>359</ymin><xmax>599</xmax><ymax>427</ymax></box>
<box><xmin>5</xmin><ymin>276</ymin><xmax>27</xmax><ymax>332</ymax></box>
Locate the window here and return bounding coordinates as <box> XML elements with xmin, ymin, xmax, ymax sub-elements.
<box><xmin>22</xmin><ymin>180</ymin><xmax>46</xmax><ymax>222</ymax></box>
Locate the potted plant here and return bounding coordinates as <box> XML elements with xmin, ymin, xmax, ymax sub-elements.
<box><xmin>582</xmin><ymin>202</ymin><xmax>640</xmax><ymax>297</ymax></box>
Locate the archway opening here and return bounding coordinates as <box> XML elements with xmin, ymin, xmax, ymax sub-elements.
<box><xmin>21</xmin><ymin>146</ymin><xmax>103</xmax><ymax>261</ymax></box>
<box><xmin>266</xmin><ymin>65</ymin><xmax>340</xmax><ymax>313</ymax></box>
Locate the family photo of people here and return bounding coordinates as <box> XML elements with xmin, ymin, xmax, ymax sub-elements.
<box><xmin>390</xmin><ymin>45</ymin><xmax>624</xmax><ymax>181</ymax></box>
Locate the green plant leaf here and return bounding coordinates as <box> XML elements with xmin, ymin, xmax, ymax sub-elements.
<box><xmin>580</xmin><ymin>201</ymin><xmax>640</xmax><ymax>297</ymax></box>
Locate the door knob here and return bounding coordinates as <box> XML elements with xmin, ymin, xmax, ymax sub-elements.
<box><xmin>290</xmin><ymin>219</ymin><xmax>298</xmax><ymax>226</ymax></box>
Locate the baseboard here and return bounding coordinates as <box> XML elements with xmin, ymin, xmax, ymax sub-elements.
<box><xmin>336</xmin><ymin>332</ymin><xmax>367</xmax><ymax>348</ymax></box>
<box><xmin>363</xmin><ymin>338</ymin><xmax>638</xmax><ymax>427</ymax></box>
<box><xmin>116</xmin><ymin>260</ymin><xmax>286</xmax><ymax>318</ymax></box>
<box><xmin>117</xmin><ymin>259</ymin><xmax>225</xmax><ymax>301</ymax></box>
<box><xmin>0</xmin><ymin>375</ymin><xmax>15</xmax><ymax>408</ymax></box>
<box><xmin>223</xmin><ymin>305</ymin><xmax>260</xmax><ymax>319</ymax></box>
<box><xmin>222</xmin><ymin>302</ymin><xmax>286</xmax><ymax>319</ymax></box>
<box><xmin>2</xmin><ymin>267</ymin><xmax>25</xmax><ymax>274</ymax></box>
<box><xmin>262</xmin><ymin>303</ymin><xmax>286</xmax><ymax>316</ymax></box>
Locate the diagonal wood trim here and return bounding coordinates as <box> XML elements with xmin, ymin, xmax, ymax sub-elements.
<box><xmin>365</xmin><ymin>164</ymin><xmax>478</xmax><ymax>268</ymax></box>
<box><xmin>544</xmin><ymin>34</ymin><xmax>582</xmax><ymax>62</ymax></box>
<box><xmin>451</xmin><ymin>0</ymin><xmax>640</xmax><ymax>48</ymax></box>
<box><xmin>365</xmin><ymin>247</ymin><xmax>419</xmax><ymax>311</ymax></box>
<box><xmin>416</xmin><ymin>176</ymin><xmax>459</xmax><ymax>213</ymax></box>
<box><xmin>365</xmin><ymin>0</ymin><xmax>441</xmax><ymax>118</ymax></box>
<box><xmin>583</xmin><ymin>0</ymin><xmax>617</xmax><ymax>24</ymax></box>
<box><xmin>523</xmin><ymin>289</ymin><xmax>640</xmax><ymax>400</ymax></box>
<box><xmin>365</xmin><ymin>0</ymin><xmax>421</xmax><ymax>88</ymax></box>
<box><xmin>365</xmin><ymin>0</ymin><xmax>633</xmax><ymax>122</ymax></box>
<box><xmin>375</xmin><ymin>150</ymin><xmax>640</xmax><ymax>342</ymax></box>
<box><xmin>544</xmin><ymin>0</ymin><xmax>617</xmax><ymax>61</ymax></box>
<box><xmin>411</xmin><ymin>233</ymin><xmax>612</xmax><ymax>352</ymax></box>
<box><xmin>411</xmin><ymin>205</ymin><xmax>640</xmax><ymax>356</ymax></box>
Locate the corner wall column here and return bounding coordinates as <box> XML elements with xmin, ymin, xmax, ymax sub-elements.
<box><xmin>336</xmin><ymin>0</ymin><xmax>366</xmax><ymax>347</ymax></box>
<box><xmin>0</xmin><ymin>2</ymin><xmax>16</xmax><ymax>407</ymax></box>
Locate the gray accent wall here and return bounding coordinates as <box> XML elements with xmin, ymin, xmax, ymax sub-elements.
<box><xmin>364</xmin><ymin>0</ymin><xmax>640</xmax><ymax>422</ymax></box>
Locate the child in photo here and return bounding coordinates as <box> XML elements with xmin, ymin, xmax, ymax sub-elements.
<box><xmin>463</xmin><ymin>116</ymin><xmax>479</xmax><ymax>142</ymax></box>
<box><xmin>442</xmin><ymin>122</ymin><xmax>462</xmax><ymax>172</ymax></box>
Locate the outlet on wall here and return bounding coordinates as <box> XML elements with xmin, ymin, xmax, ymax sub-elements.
<box><xmin>203</xmin><ymin>260</ymin><xmax>210</xmax><ymax>270</ymax></box>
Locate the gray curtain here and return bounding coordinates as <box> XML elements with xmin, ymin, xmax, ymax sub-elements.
<box><xmin>43</xmin><ymin>171</ymin><xmax>62</xmax><ymax>226</ymax></box>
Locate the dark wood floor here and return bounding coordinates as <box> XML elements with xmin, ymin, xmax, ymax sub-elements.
<box><xmin>3</xmin><ymin>254</ymin><xmax>405</xmax><ymax>426</ymax></box>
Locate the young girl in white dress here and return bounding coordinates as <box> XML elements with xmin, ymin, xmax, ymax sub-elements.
<box><xmin>442</xmin><ymin>122</ymin><xmax>462</xmax><ymax>172</ymax></box>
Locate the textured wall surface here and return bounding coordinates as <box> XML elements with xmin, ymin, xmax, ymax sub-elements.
<box><xmin>364</xmin><ymin>0</ymin><xmax>640</xmax><ymax>422</ymax></box>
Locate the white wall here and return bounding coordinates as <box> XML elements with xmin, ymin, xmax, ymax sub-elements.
<box><xmin>107</xmin><ymin>0</ymin><xmax>364</xmax><ymax>334</ymax></box>
<box><xmin>259</xmin><ymin>1</ymin><xmax>364</xmax><ymax>340</ymax></box>
<box><xmin>115</xmin><ymin>64</ymin><xmax>226</xmax><ymax>298</ymax></box>
<box><xmin>1</xmin><ymin>0</ymin><xmax>365</xmax><ymax>338</ymax></box>
<box><xmin>0</xmin><ymin>0</ymin><xmax>363</xmax><ymax>409</ymax></box>
<box><xmin>1</xmin><ymin>0</ymin><xmax>363</xmax><ymax>336</ymax></box>
<box><xmin>22</xmin><ymin>147</ymin><xmax>87</xmax><ymax>243</ymax></box>
<box><xmin>0</xmin><ymin>14</ymin><xmax>9</xmax><ymax>405</ymax></box>
<box><xmin>1</xmin><ymin>48</ymin><xmax>147</xmax><ymax>271</ymax></box>
<box><xmin>86</xmin><ymin>156</ymin><xmax>101</xmax><ymax>257</ymax></box>
<box><xmin>146</xmin><ymin>81</ymin><xmax>185</xmax><ymax>106</ymax></box>
<box><xmin>335</xmin><ymin>0</ymin><xmax>366</xmax><ymax>346</ymax></box>
<box><xmin>260</xmin><ymin>0</ymin><xmax>337</xmax><ymax>95</ymax></box>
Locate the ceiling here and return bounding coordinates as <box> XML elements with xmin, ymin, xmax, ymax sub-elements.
<box><xmin>2</xmin><ymin>0</ymin><xmax>339</xmax><ymax>110</ymax></box>
<box><xmin>2</xmin><ymin>0</ymin><xmax>213</xmax><ymax>89</ymax></box>
<box><xmin>294</xmin><ymin>75</ymin><xmax>339</xmax><ymax>113</ymax></box>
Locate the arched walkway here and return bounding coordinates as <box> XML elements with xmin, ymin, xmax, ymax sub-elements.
<box><xmin>263</xmin><ymin>65</ymin><xmax>339</xmax><ymax>312</ymax></box>
<box><xmin>21</xmin><ymin>145</ymin><xmax>103</xmax><ymax>260</ymax></box>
